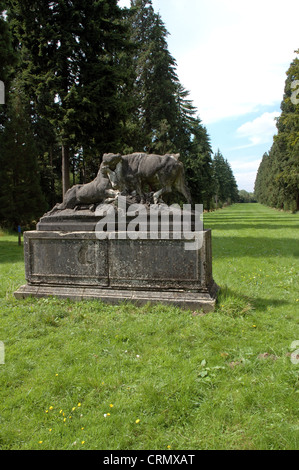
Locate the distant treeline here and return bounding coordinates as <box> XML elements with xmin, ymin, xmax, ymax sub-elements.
<box><xmin>254</xmin><ymin>51</ymin><xmax>299</xmax><ymax>212</ymax></box>
<box><xmin>0</xmin><ymin>0</ymin><xmax>239</xmax><ymax>228</ymax></box>
<box><xmin>238</xmin><ymin>190</ymin><xmax>257</xmax><ymax>203</ymax></box>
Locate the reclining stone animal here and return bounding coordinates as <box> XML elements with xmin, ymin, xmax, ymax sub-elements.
<box><xmin>103</xmin><ymin>152</ymin><xmax>192</xmax><ymax>205</ymax></box>
<box><xmin>54</xmin><ymin>154</ymin><xmax>122</xmax><ymax>211</ymax></box>
<box><xmin>54</xmin><ymin>152</ymin><xmax>192</xmax><ymax>211</ymax></box>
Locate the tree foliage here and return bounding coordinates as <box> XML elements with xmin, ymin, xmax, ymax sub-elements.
<box><xmin>0</xmin><ymin>0</ymin><xmax>239</xmax><ymax>227</ymax></box>
<box><xmin>255</xmin><ymin>51</ymin><xmax>299</xmax><ymax>212</ymax></box>
<box><xmin>212</xmin><ymin>150</ymin><xmax>239</xmax><ymax>207</ymax></box>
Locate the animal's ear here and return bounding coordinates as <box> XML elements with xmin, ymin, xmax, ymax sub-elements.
<box><xmin>173</xmin><ymin>153</ymin><xmax>180</xmax><ymax>160</ymax></box>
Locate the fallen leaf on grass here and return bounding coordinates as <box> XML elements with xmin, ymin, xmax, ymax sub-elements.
<box><xmin>258</xmin><ymin>353</ymin><xmax>278</xmax><ymax>361</ymax></box>
<box><xmin>229</xmin><ymin>361</ymin><xmax>243</xmax><ymax>369</ymax></box>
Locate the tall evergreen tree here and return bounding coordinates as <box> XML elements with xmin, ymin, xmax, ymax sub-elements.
<box><xmin>212</xmin><ymin>150</ymin><xmax>238</xmax><ymax>207</ymax></box>
<box><xmin>0</xmin><ymin>2</ymin><xmax>17</xmax><ymax>124</ymax></box>
<box><xmin>126</xmin><ymin>0</ymin><xmax>179</xmax><ymax>152</ymax></box>
<box><xmin>0</xmin><ymin>87</ymin><xmax>47</xmax><ymax>227</ymax></box>
<box><xmin>255</xmin><ymin>51</ymin><xmax>299</xmax><ymax>211</ymax></box>
<box><xmin>9</xmin><ymin>0</ymin><xmax>129</xmax><ymax>196</ymax></box>
<box><xmin>124</xmin><ymin>0</ymin><xmax>214</xmax><ymax>208</ymax></box>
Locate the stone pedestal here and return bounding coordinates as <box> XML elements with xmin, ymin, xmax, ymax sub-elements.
<box><xmin>14</xmin><ymin>208</ymin><xmax>219</xmax><ymax>312</ymax></box>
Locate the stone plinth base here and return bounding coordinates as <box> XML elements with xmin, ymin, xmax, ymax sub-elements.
<box><xmin>14</xmin><ymin>229</ymin><xmax>219</xmax><ymax>312</ymax></box>
<box><xmin>14</xmin><ymin>284</ymin><xmax>218</xmax><ymax>312</ymax></box>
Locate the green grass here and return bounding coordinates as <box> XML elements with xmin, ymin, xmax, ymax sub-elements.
<box><xmin>0</xmin><ymin>203</ymin><xmax>298</xmax><ymax>450</ymax></box>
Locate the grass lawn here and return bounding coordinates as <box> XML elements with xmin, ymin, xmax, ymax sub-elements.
<box><xmin>0</xmin><ymin>203</ymin><xmax>298</xmax><ymax>450</ymax></box>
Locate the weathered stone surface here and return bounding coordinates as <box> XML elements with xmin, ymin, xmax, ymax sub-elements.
<box><xmin>15</xmin><ymin>229</ymin><xmax>219</xmax><ymax>312</ymax></box>
<box><xmin>23</xmin><ymin>231</ymin><xmax>108</xmax><ymax>287</ymax></box>
<box><xmin>14</xmin><ymin>285</ymin><xmax>218</xmax><ymax>312</ymax></box>
<box><xmin>52</xmin><ymin>152</ymin><xmax>191</xmax><ymax>212</ymax></box>
<box><xmin>15</xmin><ymin>151</ymin><xmax>219</xmax><ymax>311</ymax></box>
<box><xmin>36</xmin><ymin>202</ymin><xmax>198</xmax><ymax>233</ymax></box>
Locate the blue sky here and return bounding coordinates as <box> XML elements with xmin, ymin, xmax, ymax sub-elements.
<box><xmin>118</xmin><ymin>0</ymin><xmax>299</xmax><ymax>191</ymax></box>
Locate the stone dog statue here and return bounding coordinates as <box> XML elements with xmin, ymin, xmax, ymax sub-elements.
<box><xmin>55</xmin><ymin>152</ymin><xmax>192</xmax><ymax>211</ymax></box>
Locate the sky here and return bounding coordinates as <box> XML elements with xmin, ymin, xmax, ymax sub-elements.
<box><xmin>118</xmin><ymin>0</ymin><xmax>299</xmax><ymax>192</ymax></box>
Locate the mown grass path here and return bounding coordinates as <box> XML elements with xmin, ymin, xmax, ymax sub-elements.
<box><xmin>0</xmin><ymin>203</ymin><xmax>298</xmax><ymax>450</ymax></box>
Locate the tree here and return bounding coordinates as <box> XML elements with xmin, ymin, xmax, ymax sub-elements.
<box><xmin>9</xmin><ymin>0</ymin><xmax>129</xmax><ymax>196</ymax></box>
<box><xmin>182</xmin><ymin>118</ymin><xmax>214</xmax><ymax>207</ymax></box>
<box><xmin>238</xmin><ymin>190</ymin><xmax>256</xmax><ymax>203</ymax></box>
<box><xmin>126</xmin><ymin>0</ymin><xmax>179</xmax><ymax>152</ymax></box>
<box><xmin>0</xmin><ymin>88</ymin><xmax>47</xmax><ymax>228</ymax></box>
<box><xmin>255</xmin><ymin>51</ymin><xmax>299</xmax><ymax>211</ymax></box>
<box><xmin>123</xmin><ymin>1</ymin><xmax>214</xmax><ymax>208</ymax></box>
<box><xmin>0</xmin><ymin>1</ymin><xmax>17</xmax><ymax>124</ymax></box>
<box><xmin>274</xmin><ymin>51</ymin><xmax>299</xmax><ymax>210</ymax></box>
<box><xmin>212</xmin><ymin>150</ymin><xmax>238</xmax><ymax>207</ymax></box>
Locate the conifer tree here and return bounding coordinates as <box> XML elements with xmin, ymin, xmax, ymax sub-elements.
<box><xmin>255</xmin><ymin>51</ymin><xmax>299</xmax><ymax>211</ymax></box>
<box><xmin>127</xmin><ymin>0</ymin><xmax>179</xmax><ymax>152</ymax></box>
<box><xmin>0</xmin><ymin>88</ymin><xmax>47</xmax><ymax>227</ymax></box>
<box><xmin>9</xmin><ymin>0</ymin><xmax>128</xmax><ymax>195</ymax></box>
<box><xmin>212</xmin><ymin>150</ymin><xmax>238</xmax><ymax>207</ymax></box>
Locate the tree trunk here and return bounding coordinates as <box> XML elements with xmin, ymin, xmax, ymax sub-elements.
<box><xmin>62</xmin><ymin>144</ymin><xmax>70</xmax><ymax>197</ymax></box>
<box><xmin>49</xmin><ymin>145</ymin><xmax>55</xmax><ymax>206</ymax></box>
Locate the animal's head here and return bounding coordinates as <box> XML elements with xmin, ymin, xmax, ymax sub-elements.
<box><xmin>166</xmin><ymin>153</ymin><xmax>180</xmax><ymax>161</ymax></box>
<box><xmin>102</xmin><ymin>153</ymin><xmax>122</xmax><ymax>170</ymax></box>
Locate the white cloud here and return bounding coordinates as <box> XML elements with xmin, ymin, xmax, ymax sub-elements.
<box><xmin>118</xmin><ymin>0</ymin><xmax>130</xmax><ymax>7</ymax></box>
<box><xmin>230</xmin><ymin>159</ymin><xmax>262</xmax><ymax>172</ymax></box>
<box><xmin>236</xmin><ymin>112</ymin><xmax>280</xmax><ymax>146</ymax></box>
<box><xmin>119</xmin><ymin>0</ymin><xmax>299</xmax><ymax>124</ymax></box>
<box><xmin>117</xmin><ymin>0</ymin><xmax>297</xmax><ymax>192</ymax></box>
<box><xmin>230</xmin><ymin>158</ymin><xmax>262</xmax><ymax>191</ymax></box>
<box><xmin>157</xmin><ymin>0</ymin><xmax>298</xmax><ymax>124</ymax></box>
<box><xmin>234</xmin><ymin>171</ymin><xmax>259</xmax><ymax>192</ymax></box>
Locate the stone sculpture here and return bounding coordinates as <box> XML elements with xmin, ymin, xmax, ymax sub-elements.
<box><xmin>14</xmin><ymin>150</ymin><xmax>219</xmax><ymax>312</ymax></box>
<box><xmin>54</xmin><ymin>152</ymin><xmax>192</xmax><ymax>212</ymax></box>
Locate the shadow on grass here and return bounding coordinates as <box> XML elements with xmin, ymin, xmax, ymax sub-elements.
<box><xmin>205</xmin><ymin>214</ymin><xmax>299</xmax><ymax>231</ymax></box>
<box><xmin>216</xmin><ymin>285</ymin><xmax>291</xmax><ymax>315</ymax></box>
<box><xmin>0</xmin><ymin>241</ymin><xmax>24</xmax><ymax>264</ymax></box>
<box><xmin>206</xmin><ymin>223</ymin><xmax>299</xmax><ymax>231</ymax></box>
<box><xmin>212</xmin><ymin>236</ymin><xmax>299</xmax><ymax>258</ymax></box>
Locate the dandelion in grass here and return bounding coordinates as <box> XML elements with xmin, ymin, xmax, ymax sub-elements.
<box><xmin>135</xmin><ymin>419</ymin><xmax>140</xmax><ymax>424</ymax></box>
